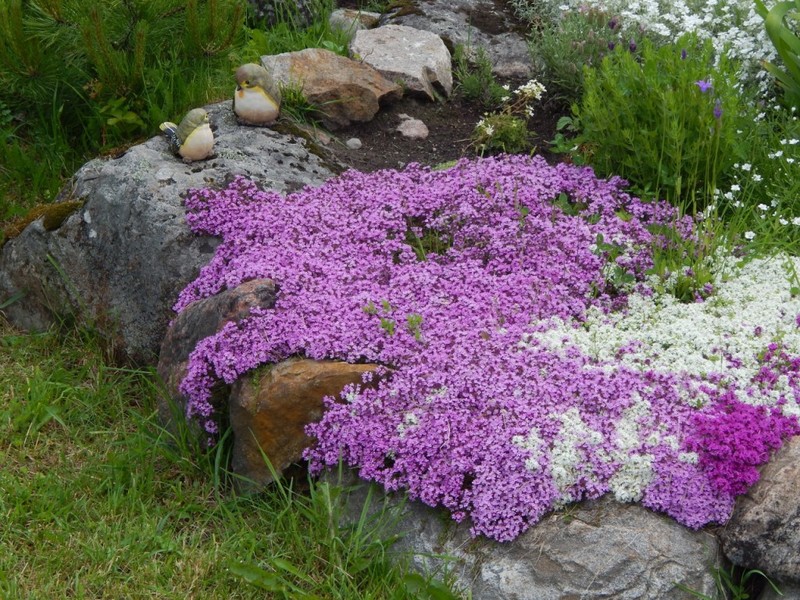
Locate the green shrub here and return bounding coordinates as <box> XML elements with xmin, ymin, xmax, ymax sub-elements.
<box><xmin>566</xmin><ymin>34</ymin><xmax>744</xmax><ymax>213</ymax></box>
<box><xmin>453</xmin><ymin>44</ymin><xmax>508</xmax><ymax>110</ymax></box>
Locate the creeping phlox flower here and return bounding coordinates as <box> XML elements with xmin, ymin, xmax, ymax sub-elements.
<box><xmin>176</xmin><ymin>155</ymin><xmax>799</xmax><ymax>542</ymax></box>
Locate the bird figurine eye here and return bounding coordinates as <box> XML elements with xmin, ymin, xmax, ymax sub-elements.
<box><xmin>244</xmin><ymin>80</ymin><xmax>250</xmax><ymax>85</ymax></box>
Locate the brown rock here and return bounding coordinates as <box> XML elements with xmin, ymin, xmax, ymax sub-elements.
<box><xmin>720</xmin><ymin>435</ymin><xmax>800</xmax><ymax>583</ymax></box>
<box><xmin>229</xmin><ymin>357</ymin><xmax>379</xmax><ymax>488</ymax></box>
<box><xmin>156</xmin><ymin>279</ymin><xmax>277</xmax><ymax>432</ymax></box>
<box><xmin>261</xmin><ymin>48</ymin><xmax>401</xmax><ymax>129</ymax></box>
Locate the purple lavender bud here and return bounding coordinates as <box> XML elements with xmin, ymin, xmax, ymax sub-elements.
<box><xmin>608</xmin><ymin>40</ymin><xmax>616</xmax><ymax>51</ymax></box>
<box><xmin>608</xmin><ymin>17</ymin><xmax>618</xmax><ymax>30</ymax></box>
<box><xmin>628</xmin><ymin>39</ymin><xmax>637</xmax><ymax>52</ymax></box>
<box><xmin>713</xmin><ymin>99</ymin><xmax>723</xmax><ymax>120</ymax></box>
<box><xmin>681</xmin><ymin>48</ymin><xmax>687</xmax><ymax>60</ymax></box>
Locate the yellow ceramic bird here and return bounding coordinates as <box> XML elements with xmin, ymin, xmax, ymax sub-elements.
<box><xmin>233</xmin><ymin>63</ymin><xmax>281</xmax><ymax>126</ymax></box>
<box><xmin>159</xmin><ymin>108</ymin><xmax>214</xmax><ymax>162</ymax></box>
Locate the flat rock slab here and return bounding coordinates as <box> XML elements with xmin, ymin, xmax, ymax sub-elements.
<box><xmin>350</xmin><ymin>24</ymin><xmax>453</xmax><ymax>100</ymax></box>
<box><xmin>262</xmin><ymin>48</ymin><xmax>401</xmax><ymax>130</ymax></box>
<box><xmin>0</xmin><ymin>103</ymin><xmax>338</xmax><ymax>364</ymax></box>
<box><xmin>720</xmin><ymin>435</ymin><xmax>800</xmax><ymax>583</ymax></box>
<box><xmin>331</xmin><ymin>471</ymin><xmax>722</xmax><ymax>599</ymax></box>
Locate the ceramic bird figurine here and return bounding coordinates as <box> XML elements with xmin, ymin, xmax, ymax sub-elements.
<box><xmin>233</xmin><ymin>63</ymin><xmax>281</xmax><ymax>126</ymax></box>
<box><xmin>159</xmin><ymin>108</ymin><xmax>214</xmax><ymax>162</ymax></box>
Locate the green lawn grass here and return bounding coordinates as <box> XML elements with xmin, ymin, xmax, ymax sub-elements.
<box><xmin>0</xmin><ymin>320</ymin><xmax>456</xmax><ymax>599</ymax></box>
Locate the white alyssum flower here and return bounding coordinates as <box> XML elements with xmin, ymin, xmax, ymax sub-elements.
<box><xmin>525</xmin><ymin>252</ymin><xmax>800</xmax><ymax>418</ymax></box>
<box><xmin>549</xmin><ymin>408</ymin><xmax>606</xmax><ymax>504</ymax></box>
<box><xmin>512</xmin><ymin>427</ymin><xmax>545</xmax><ymax>471</ymax></box>
<box><xmin>744</xmin><ymin>230</ymin><xmax>756</xmax><ymax>240</ymax></box>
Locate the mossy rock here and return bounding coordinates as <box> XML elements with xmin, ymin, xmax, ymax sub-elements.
<box><xmin>385</xmin><ymin>0</ymin><xmax>423</xmax><ymax>18</ymax></box>
<box><xmin>1</xmin><ymin>201</ymin><xmax>84</xmax><ymax>247</ymax></box>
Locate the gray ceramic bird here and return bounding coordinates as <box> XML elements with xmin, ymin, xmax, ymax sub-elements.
<box><xmin>159</xmin><ymin>108</ymin><xmax>214</xmax><ymax>162</ymax></box>
<box><xmin>233</xmin><ymin>63</ymin><xmax>281</xmax><ymax>126</ymax></box>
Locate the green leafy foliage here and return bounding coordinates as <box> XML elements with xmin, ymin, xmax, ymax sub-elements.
<box><xmin>755</xmin><ymin>0</ymin><xmax>800</xmax><ymax>109</ymax></box>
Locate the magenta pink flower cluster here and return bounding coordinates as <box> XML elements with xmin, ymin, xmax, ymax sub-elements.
<box><xmin>176</xmin><ymin>155</ymin><xmax>799</xmax><ymax>541</ymax></box>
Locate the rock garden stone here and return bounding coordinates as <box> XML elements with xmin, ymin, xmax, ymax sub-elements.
<box><xmin>229</xmin><ymin>358</ymin><xmax>379</xmax><ymax>488</ymax></box>
<box><xmin>720</xmin><ymin>435</ymin><xmax>800</xmax><ymax>584</ymax></box>
<box><xmin>329</xmin><ymin>8</ymin><xmax>381</xmax><ymax>36</ymax></box>
<box><xmin>157</xmin><ymin>278</ymin><xmax>278</xmax><ymax>432</ymax></box>
<box><xmin>386</xmin><ymin>0</ymin><xmax>534</xmax><ymax>79</ymax></box>
<box><xmin>330</xmin><ymin>470</ymin><xmax>722</xmax><ymax>600</ymax></box>
<box><xmin>0</xmin><ymin>102</ymin><xmax>338</xmax><ymax>364</ymax></box>
<box><xmin>261</xmin><ymin>48</ymin><xmax>401</xmax><ymax>129</ymax></box>
<box><xmin>396</xmin><ymin>114</ymin><xmax>429</xmax><ymax>139</ymax></box>
<box><xmin>350</xmin><ymin>24</ymin><xmax>453</xmax><ymax>100</ymax></box>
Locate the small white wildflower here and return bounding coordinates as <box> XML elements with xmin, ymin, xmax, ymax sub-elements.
<box><xmin>730</xmin><ymin>184</ymin><xmax>741</xmax><ymax>192</ymax></box>
<box><xmin>793</xmin><ymin>217</ymin><xmax>800</xmax><ymax>226</ymax></box>
<box><xmin>744</xmin><ymin>231</ymin><xmax>756</xmax><ymax>240</ymax></box>
<box><xmin>740</xmin><ymin>163</ymin><xmax>752</xmax><ymax>171</ymax></box>
<box><xmin>502</xmin><ymin>84</ymin><xmax>510</xmax><ymax>91</ymax></box>
<box><xmin>780</xmin><ymin>218</ymin><xmax>789</xmax><ymax>225</ymax></box>
<box><xmin>768</xmin><ymin>150</ymin><xmax>784</xmax><ymax>159</ymax></box>
<box><xmin>758</xmin><ymin>203</ymin><xmax>768</xmax><ymax>211</ymax></box>
<box><xmin>752</xmin><ymin>173</ymin><xmax>763</xmax><ymax>182</ymax></box>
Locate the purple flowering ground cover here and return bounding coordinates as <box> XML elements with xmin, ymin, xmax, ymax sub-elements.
<box><xmin>176</xmin><ymin>155</ymin><xmax>800</xmax><ymax>541</ymax></box>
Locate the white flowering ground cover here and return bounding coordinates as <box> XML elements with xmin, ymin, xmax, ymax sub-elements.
<box><xmin>176</xmin><ymin>156</ymin><xmax>800</xmax><ymax>541</ymax></box>
<box><xmin>539</xmin><ymin>0</ymin><xmax>779</xmax><ymax>92</ymax></box>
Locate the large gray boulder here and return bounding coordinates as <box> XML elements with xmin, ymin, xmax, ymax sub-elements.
<box><xmin>720</xmin><ymin>435</ymin><xmax>800</xmax><ymax>584</ymax></box>
<box><xmin>386</xmin><ymin>0</ymin><xmax>534</xmax><ymax>79</ymax></box>
<box><xmin>332</xmin><ymin>472</ymin><xmax>723</xmax><ymax>599</ymax></box>
<box><xmin>0</xmin><ymin>101</ymin><xmax>339</xmax><ymax>364</ymax></box>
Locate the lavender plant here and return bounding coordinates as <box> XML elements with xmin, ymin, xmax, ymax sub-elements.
<box><xmin>568</xmin><ymin>34</ymin><xmax>743</xmax><ymax>213</ymax></box>
<box><xmin>176</xmin><ymin>156</ymin><xmax>800</xmax><ymax>542</ymax></box>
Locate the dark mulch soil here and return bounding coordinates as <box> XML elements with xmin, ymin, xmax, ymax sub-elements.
<box><xmin>315</xmin><ymin>0</ymin><xmax>567</xmax><ymax>172</ymax></box>
<box><xmin>319</xmin><ymin>91</ymin><xmax>567</xmax><ymax>173</ymax></box>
